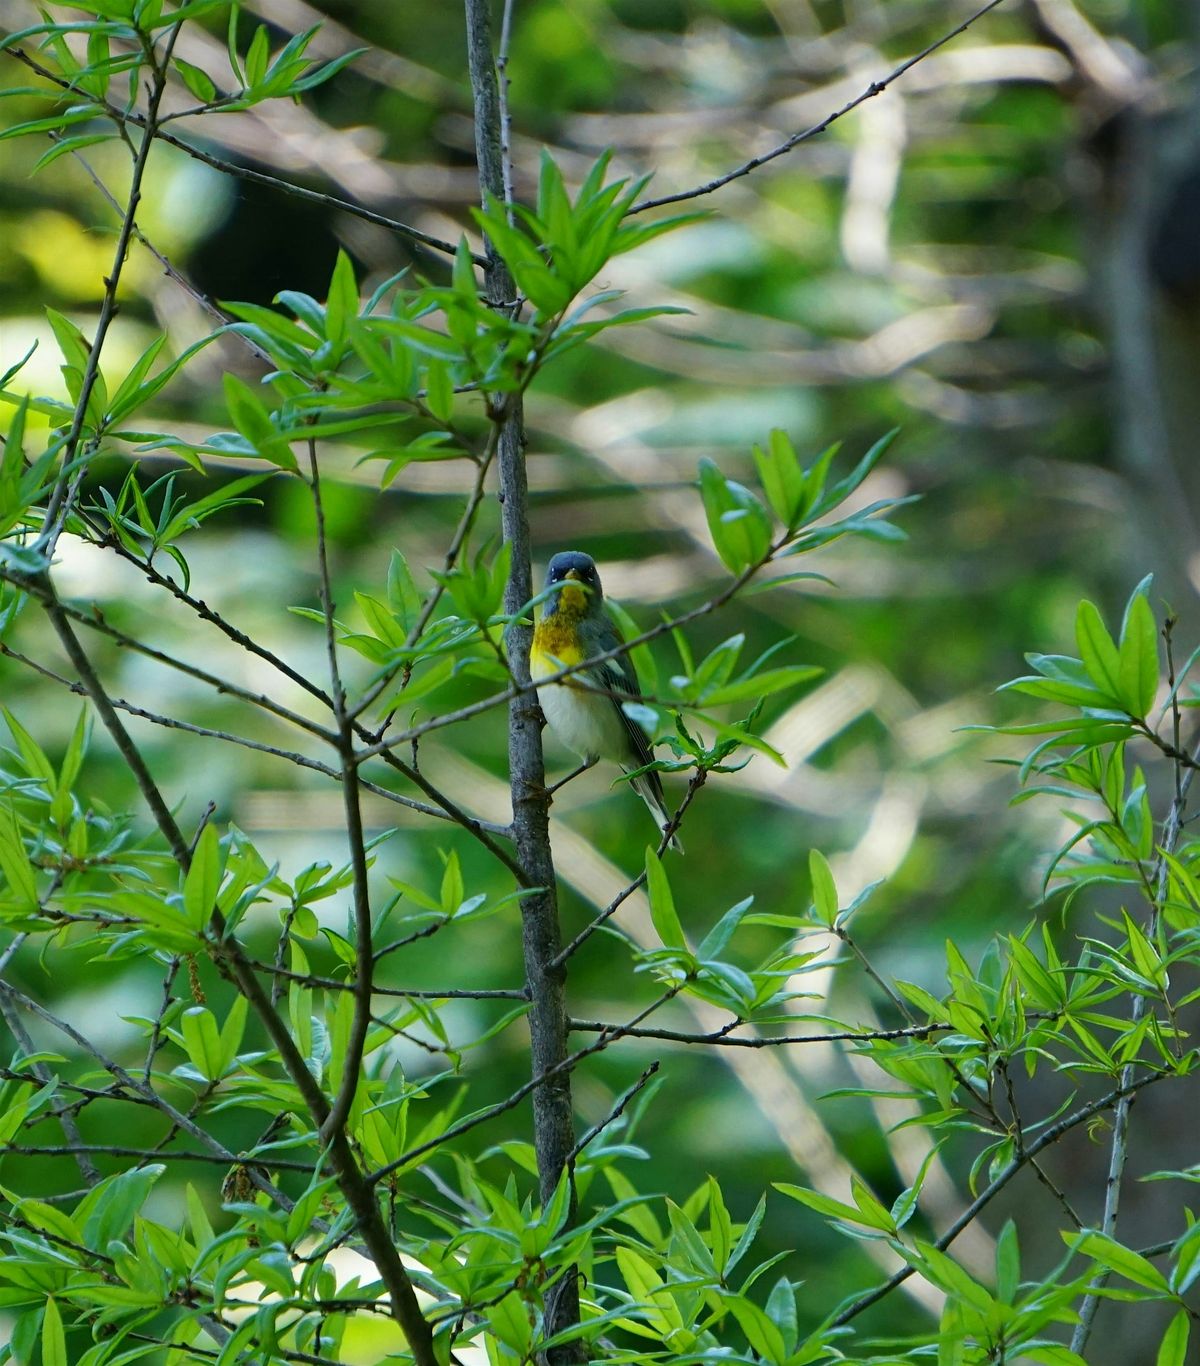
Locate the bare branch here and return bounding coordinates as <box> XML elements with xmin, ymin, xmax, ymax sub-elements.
<box><xmin>832</xmin><ymin>1067</ymin><xmax>1178</xmax><ymax>1328</ymax></box>
<box><xmin>632</xmin><ymin>0</ymin><xmax>1011</xmax><ymax>215</ymax></box>
<box><xmin>5</xmin><ymin>45</ymin><xmax>476</xmax><ymax>263</ymax></box>
<box><xmin>35</xmin><ymin>22</ymin><xmax>183</xmax><ymax>555</ymax></box>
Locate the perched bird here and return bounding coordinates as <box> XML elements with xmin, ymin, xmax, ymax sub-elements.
<box><xmin>530</xmin><ymin>551</ymin><xmax>680</xmax><ymax>851</ymax></box>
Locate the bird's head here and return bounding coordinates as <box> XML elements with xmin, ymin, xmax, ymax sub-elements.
<box><xmin>543</xmin><ymin>551</ymin><xmax>602</xmax><ymax>616</ymax></box>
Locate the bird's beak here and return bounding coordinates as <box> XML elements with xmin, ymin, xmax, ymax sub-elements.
<box><xmin>564</xmin><ymin>569</ymin><xmax>583</xmax><ymax>582</ymax></box>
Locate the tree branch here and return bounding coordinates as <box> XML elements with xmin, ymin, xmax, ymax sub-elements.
<box><xmin>631</xmin><ymin>0</ymin><xmax>1011</xmax><ymax>214</ymax></box>
<box><xmin>464</xmin><ymin>1</ymin><xmax>582</xmax><ymax>1357</ymax></box>
<box><xmin>831</xmin><ymin>1067</ymin><xmax>1177</xmax><ymax>1328</ymax></box>
<box><xmin>5</xmin><ymin>44</ymin><xmax>476</xmax><ymax>263</ymax></box>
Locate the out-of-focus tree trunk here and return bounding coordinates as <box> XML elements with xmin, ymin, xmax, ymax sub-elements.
<box><xmin>1042</xmin><ymin>0</ymin><xmax>1200</xmax><ymax>613</ymax></box>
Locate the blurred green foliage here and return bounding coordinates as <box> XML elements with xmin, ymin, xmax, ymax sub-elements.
<box><xmin>1</xmin><ymin>0</ymin><xmax>1199</xmax><ymax>1362</ymax></box>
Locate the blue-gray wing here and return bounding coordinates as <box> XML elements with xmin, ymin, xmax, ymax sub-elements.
<box><xmin>591</xmin><ymin>657</ymin><xmax>657</xmax><ymax>775</ymax></box>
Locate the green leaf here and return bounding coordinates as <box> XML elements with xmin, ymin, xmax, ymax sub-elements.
<box><xmin>106</xmin><ymin>331</ymin><xmax>220</xmax><ymax>425</ymax></box>
<box><xmin>763</xmin><ymin>1277</ymin><xmax>797</xmax><ymax>1355</ymax></box>
<box><xmin>175</xmin><ymin>56</ymin><xmax>216</xmax><ymax>101</ymax></box>
<box><xmin>1117</xmin><ymin>590</ymin><xmax>1158</xmax><ymax>718</ymax></box>
<box><xmin>0</xmin><ymin>803</ymin><xmax>37</xmax><ymax>909</ymax></box>
<box><xmin>243</xmin><ymin>22</ymin><xmax>270</xmax><ymax>87</ymax></box>
<box><xmin>386</xmin><ymin>549</ymin><xmax>422</xmax><ymax>631</ymax></box>
<box><xmin>890</xmin><ymin>1141</ymin><xmax>946</xmax><ymax>1230</ymax></box>
<box><xmin>1158</xmin><ymin>1309</ymin><xmax>1190</xmax><ymax>1366</ymax></box>
<box><xmin>186</xmin><ymin>1183</ymin><xmax>214</xmax><ymax>1249</ymax></box>
<box><xmin>31</xmin><ymin>132</ymin><xmax>116</xmax><ymax>174</ymax></box>
<box><xmin>698</xmin><ymin>458</ymin><xmax>772</xmax><ymax>572</ymax></box>
<box><xmin>1075</xmin><ymin>600</ymin><xmax>1123</xmax><ymax>702</ymax></box>
<box><xmin>702</xmin><ymin>664</ymin><xmax>821</xmax><ymax>706</ymax></box>
<box><xmin>645</xmin><ymin>847</ymin><xmax>685</xmax><ymax>949</ymax></box>
<box><xmin>807</xmin><ymin>427</ymin><xmax>899</xmax><ymax>522</ymax></box>
<box><xmin>0</xmin><ymin>108</ymin><xmax>106</xmax><ymax>146</ymax></box>
<box><xmin>289</xmin><ymin>46</ymin><xmax>369</xmax><ymax>93</ymax></box>
<box><xmin>912</xmin><ymin>1242</ymin><xmax>996</xmax><ymax>1312</ymax></box>
<box><xmin>41</xmin><ymin>1297</ymin><xmax>66</xmax><ymax>1366</ymax></box>
<box><xmin>1073</xmin><ymin>1230</ymin><xmax>1171</xmax><ymax>1293</ymax></box>
<box><xmin>487</xmin><ymin>1291</ymin><xmax>534</xmax><ymax>1354</ymax></box>
<box><xmin>181</xmin><ymin>1006</ymin><xmax>224</xmax><ymax>1081</ymax></box>
<box><xmin>183</xmin><ymin>824</ymin><xmax>221</xmax><ymax>931</ymax></box>
<box><xmin>78</xmin><ymin>1166</ymin><xmax>164</xmax><ymax>1251</ymax></box>
<box><xmin>725</xmin><ymin>1295</ymin><xmax>788</xmax><ymax>1364</ymax></box>
<box><xmin>217</xmin><ymin>995</ymin><xmax>248</xmax><ymax>1075</ymax></box>
<box><xmin>324</xmin><ymin>249</ymin><xmax>359</xmax><ymax>348</ymax></box>
<box><xmin>995</xmin><ymin>1219</ymin><xmax>1020</xmax><ymax>1303</ymax></box>
<box><xmin>753</xmin><ymin>428</ymin><xmax>805</xmax><ymax>527</ymax></box>
<box><xmin>221</xmin><ymin>374</ymin><xmax>297</xmax><ymax>471</ymax></box>
<box><xmin>425</xmin><ymin>360</ymin><xmax>453</xmax><ymax>423</ymax></box>
<box><xmin>696</xmin><ymin>896</ymin><xmax>754</xmax><ymax>960</ymax></box>
<box><xmin>809</xmin><ymin>849</ymin><xmax>838</xmax><ymax>925</ymax></box>
<box><xmin>849</xmin><ymin>1175</ymin><xmax>896</xmax><ymax>1231</ymax></box>
<box><xmin>4</xmin><ymin>706</ymin><xmax>56</xmax><ymax>784</ymax></box>
<box><xmin>2</xmin><ymin>1191</ymin><xmax>77</xmax><ymax>1246</ymax></box>
<box><xmin>774</xmin><ymin>1182</ymin><xmax>878</xmax><ymax>1229</ymax></box>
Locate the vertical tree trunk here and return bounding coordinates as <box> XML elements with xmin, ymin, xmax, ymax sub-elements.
<box><xmin>463</xmin><ymin>2</ymin><xmax>583</xmax><ymax>1357</ymax></box>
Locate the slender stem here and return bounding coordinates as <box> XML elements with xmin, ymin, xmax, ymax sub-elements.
<box><xmin>306</xmin><ymin>437</ymin><xmax>372</xmax><ymax>1144</ymax></box>
<box><xmin>36</xmin><ymin>25</ymin><xmax>182</xmax><ymax>555</ymax></box>
<box><xmin>352</xmin><ymin>433</ymin><xmax>499</xmax><ymax>721</ymax></box>
<box><xmin>3</xmin><ymin>632</ymin><xmax>517</xmax><ymax>845</ymax></box>
<box><xmin>631</xmin><ymin>0</ymin><xmax>1010</xmax><ymax>214</ymax></box>
<box><xmin>33</xmin><ymin>581</ymin><xmax>438</xmax><ymax>1366</ymax></box>
<box><xmin>1070</xmin><ymin>741</ymin><xmax>1198</xmax><ymax>1354</ymax></box>
<box><xmin>102</xmin><ymin>540</ymin><xmax>336</xmax><ymax>710</ymax></box>
<box><xmin>568</xmin><ymin>1019</ymin><xmax>953</xmax><ymax>1046</ymax></box>
<box><xmin>368</xmin><ymin>984</ymin><xmax>683</xmax><ymax>1185</ymax></box>
<box><xmin>7</xmin><ymin>46</ymin><xmax>474</xmax><ymax>263</ymax></box>
<box><xmin>549</xmin><ymin>773</ymin><xmax>703</xmax><ymax>970</ymax></box>
<box><xmin>564</xmin><ymin>1062</ymin><xmax>659</xmax><ymax>1165</ymax></box>
<box><xmin>831</xmin><ymin>1067</ymin><xmax>1176</xmax><ymax>1329</ymax></box>
<box><xmin>1</xmin><ymin>569</ymin><xmax>334</xmax><ymax>740</ymax></box>
<box><xmin>0</xmin><ymin>993</ymin><xmax>99</xmax><ymax>1185</ymax></box>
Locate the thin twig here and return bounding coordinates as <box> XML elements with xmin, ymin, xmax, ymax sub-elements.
<box><xmin>831</xmin><ymin>1066</ymin><xmax>1178</xmax><ymax>1328</ymax></box>
<box><xmin>35</xmin><ymin>23</ymin><xmax>183</xmax><ymax>556</ymax></box>
<box><xmin>6</xmin><ymin>46</ymin><xmax>475</xmax><ymax>263</ymax></box>
<box><xmin>1070</xmin><ymin>737</ymin><xmax>1200</xmax><ymax>1354</ymax></box>
<box><xmin>367</xmin><ymin>983</ymin><xmax>684</xmax><ymax>1185</ymax></box>
<box><xmin>568</xmin><ymin>1018</ymin><xmax>953</xmax><ymax>1046</ymax></box>
<box><xmin>142</xmin><ymin>956</ymin><xmax>181</xmax><ymax>1083</ymax></box>
<box><xmin>564</xmin><ymin>1062</ymin><xmax>659</xmax><ymax>1165</ymax></box>
<box><xmin>28</xmin><ymin>580</ymin><xmax>438</xmax><ymax>1365</ymax></box>
<box><xmin>0</xmin><ymin>992</ymin><xmax>100</xmax><ymax>1185</ymax></box>
<box><xmin>631</xmin><ymin>0</ymin><xmax>1011</xmax><ymax>214</ymax></box>
<box><xmin>0</xmin><ymin>572</ymin><xmax>334</xmax><ymax>741</ymax></box>
<box><xmin>549</xmin><ymin>769</ymin><xmax>706</xmax><ymax>969</ymax></box>
<box><xmin>0</xmin><ymin>637</ymin><xmax>508</xmax><ymax>834</ymax></box>
<box><xmin>305</xmin><ymin>434</ymin><xmax>373</xmax><ymax>1145</ymax></box>
<box><xmin>351</xmin><ymin>433</ymin><xmax>499</xmax><ymax>722</ymax></box>
<box><xmin>245</xmin><ymin>958</ymin><xmax>527</xmax><ymax>1000</ymax></box>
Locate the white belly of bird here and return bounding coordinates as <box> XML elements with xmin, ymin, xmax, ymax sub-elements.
<box><xmin>538</xmin><ymin>681</ymin><xmax>626</xmax><ymax>764</ymax></box>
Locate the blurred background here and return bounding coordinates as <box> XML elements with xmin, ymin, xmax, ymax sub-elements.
<box><xmin>1</xmin><ymin>0</ymin><xmax>1198</xmax><ymax>1359</ymax></box>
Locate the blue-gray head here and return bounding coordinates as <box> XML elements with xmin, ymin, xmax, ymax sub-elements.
<box><xmin>543</xmin><ymin>551</ymin><xmax>603</xmax><ymax>613</ymax></box>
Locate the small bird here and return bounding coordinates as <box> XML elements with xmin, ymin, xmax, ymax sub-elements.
<box><xmin>530</xmin><ymin>551</ymin><xmax>680</xmax><ymax>851</ymax></box>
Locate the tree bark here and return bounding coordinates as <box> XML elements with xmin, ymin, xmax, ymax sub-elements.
<box><xmin>463</xmin><ymin>2</ymin><xmax>583</xmax><ymax>1358</ymax></box>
